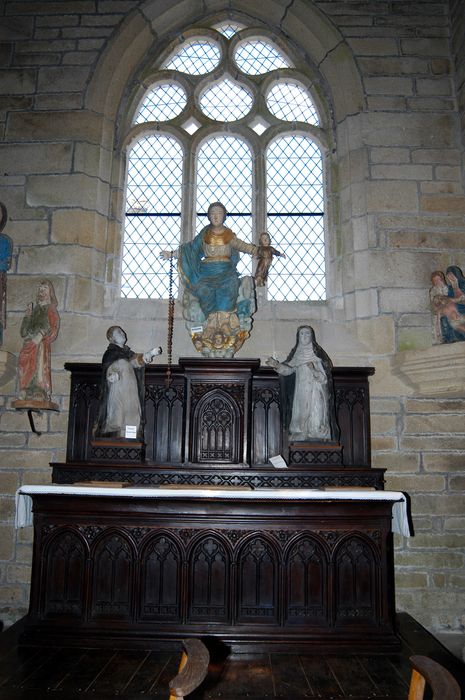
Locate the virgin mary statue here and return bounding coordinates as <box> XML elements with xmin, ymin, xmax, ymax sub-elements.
<box><xmin>161</xmin><ymin>202</ymin><xmax>258</xmax><ymax>357</ymax></box>
<box><xmin>267</xmin><ymin>326</ymin><xmax>339</xmax><ymax>442</ymax></box>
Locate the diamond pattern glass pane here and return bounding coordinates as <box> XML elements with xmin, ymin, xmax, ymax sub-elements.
<box><xmin>200</xmin><ymin>78</ymin><xmax>253</xmax><ymax>121</ymax></box>
<box><xmin>196</xmin><ymin>136</ymin><xmax>252</xmax><ymax>275</ymax></box>
<box><xmin>213</xmin><ymin>22</ymin><xmax>244</xmax><ymax>38</ymax></box>
<box><xmin>122</xmin><ymin>135</ymin><xmax>182</xmax><ymax>299</ymax></box>
<box><xmin>234</xmin><ymin>40</ymin><xmax>291</xmax><ymax>75</ymax></box>
<box><xmin>163</xmin><ymin>40</ymin><xmax>220</xmax><ymax>75</ymax></box>
<box><xmin>267</xmin><ymin>81</ymin><xmax>319</xmax><ymax>125</ymax></box>
<box><xmin>134</xmin><ymin>83</ymin><xmax>187</xmax><ymax>124</ymax></box>
<box><xmin>122</xmin><ymin>31</ymin><xmax>328</xmax><ymax>304</ymax></box>
<box><xmin>266</xmin><ymin>135</ymin><xmax>325</xmax><ymax>301</ymax></box>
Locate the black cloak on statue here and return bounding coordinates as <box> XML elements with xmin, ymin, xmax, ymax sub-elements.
<box><xmin>94</xmin><ymin>342</ymin><xmax>146</xmax><ymax>440</ymax></box>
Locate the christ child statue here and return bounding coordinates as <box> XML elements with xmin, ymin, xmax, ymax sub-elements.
<box><xmin>254</xmin><ymin>232</ymin><xmax>285</xmax><ymax>287</ymax></box>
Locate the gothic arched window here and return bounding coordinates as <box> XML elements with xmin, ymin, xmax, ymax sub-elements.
<box><xmin>121</xmin><ymin>22</ymin><xmax>327</xmax><ymax>302</ymax></box>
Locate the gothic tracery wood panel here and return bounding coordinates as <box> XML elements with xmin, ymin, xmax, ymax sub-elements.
<box><xmin>191</xmin><ymin>389</ymin><xmax>242</xmax><ymax>464</ymax></box>
<box><xmin>237</xmin><ymin>536</ymin><xmax>278</xmax><ymax>625</ymax></box>
<box><xmin>285</xmin><ymin>535</ymin><xmax>329</xmax><ymax>625</ymax></box>
<box><xmin>139</xmin><ymin>534</ymin><xmax>182</xmax><ymax>621</ymax></box>
<box><xmin>23</xmin><ymin>492</ymin><xmax>400</xmax><ymax>652</ymax></box>
<box><xmin>187</xmin><ymin>535</ymin><xmax>231</xmax><ymax>622</ymax></box>
<box><xmin>41</xmin><ymin>529</ymin><xmax>87</xmax><ymax>619</ymax></box>
<box><xmin>90</xmin><ymin>532</ymin><xmax>135</xmax><ymax>620</ymax></box>
<box><xmin>334</xmin><ymin>535</ymin><xmax>379</xmax><ymax>626</ymax></box>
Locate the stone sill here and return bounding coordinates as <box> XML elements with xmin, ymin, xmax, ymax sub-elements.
<box><xmin>391</xmin><ymin>342</ymin><xmax>465</xmax><ymax>397</ymax></box>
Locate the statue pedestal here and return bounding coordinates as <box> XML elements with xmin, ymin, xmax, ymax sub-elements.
<box><xmin>288</xmin><ymin>440</ymin><xmax>343</xmax><ymax>467</ymax></box>
<box><xmin>12</xmin><ymin>398</ymin><xmax>59</xmax><ymax>411</ymax></box>
<box><xmin>12</xmin><ymin>397</ymin><xmax>59</xmax><ymax>435</ymax></box>
<box><xmin>90</xmin><ymin>438</ymin><xmax>145</xmax><ymax>463</ymax></box>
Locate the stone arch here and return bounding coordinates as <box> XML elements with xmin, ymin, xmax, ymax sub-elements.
<box><xmin>85</xmin><ymin>0</ymin><xmax>363</xmax><ymax>126</ymax></box>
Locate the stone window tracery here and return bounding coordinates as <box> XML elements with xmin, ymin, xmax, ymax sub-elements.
<box><xmin>121</xmin><ymin>25</ymin><xmax>327</xmax><ymax>302</ymax></box>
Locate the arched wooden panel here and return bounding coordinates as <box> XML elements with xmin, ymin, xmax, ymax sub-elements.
<box><xmin>41</xmin><ymin>529</ymin><xmax>87</xmax><ymax>619</ymax></box>
<box><xmin>90</xmin><ymin>532</ymin><xmax>135</xmax><ymax>620</ymax></box>
<box><xmin>251</xmin><ymin>385</ymin><xmax>281</xmax><ymax>465</ymax></box>
<box><xmin>191</xmin><ymin>389</ymin><xmax>242</xmax><ymax>463</ymax></box>
<box><xmin>236</xmin><ymin>536</ymin><xmax>278</xmax><ymax>624</ymax></box>
<box><xmin>187</xmin><ymin>535</ymin><xmax>231</xmax><ymax>622</ymax></box>
<box><xmin>335</xmin><ymin>382</ymin><xmax>371</xmax><ymax>467</ymax></box>
<box><xmin>284</xmin><ymin>535</ymin><xmax>329</xmax><ymax>625</ymax></box>
<box><xmin>145</xmin><ymin>382</ymin><xmax>185</xmax><ymax>463</ymax></box>
<box><xmin>333</xmin><ymin>535</ymin><xmax>379</xmax><ymax>626</ymax></box>
<box><xmin>139</xmin><ymin>533</ymin><xmax>182</xmax><ymax>622</ymax></box>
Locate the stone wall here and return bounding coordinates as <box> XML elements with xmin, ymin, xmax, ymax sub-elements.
<box><xmin>0</xmin><ymin>0</ymin><xmax>464</xmax><ymax>640</ymax></box>
<box><xmin>450</xmin><ymin>0</ymin><xmax>465</xmax><ymax>155</ymax></box>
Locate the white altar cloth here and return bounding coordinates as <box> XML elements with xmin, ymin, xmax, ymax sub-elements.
<box><xmin>15</xmin><ymin>485</ymin><xmax>411</xmax><ymax>536</ymax></box>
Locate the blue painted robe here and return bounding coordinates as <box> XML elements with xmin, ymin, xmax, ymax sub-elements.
<box><xmin>178</xmin><ymin>226</ymin><xmax>254</xmax><ymax>318</ymax></box>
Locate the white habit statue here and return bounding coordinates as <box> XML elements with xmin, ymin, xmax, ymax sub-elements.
<box><xmin>95</xmin><ymin>326</ymin><xmax>162</xmax><ymax>441</ymax></box>
<box><xmin>266</xmin><ymin>325</ymin><xmax>338</xmax><ymax>442</ymax></box>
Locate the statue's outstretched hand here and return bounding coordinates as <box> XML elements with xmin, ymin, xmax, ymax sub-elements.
<box><xmin>143</xmin><ymin>347</ymin><xmax>162</xmax><ymax>363</ymax></box>
<box><xmin>160</xmin><ymin>250</ymin><xmax>172</xmax><ymax>260</ymax></box>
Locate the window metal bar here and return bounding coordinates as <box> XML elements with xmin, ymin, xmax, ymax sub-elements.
<box><xmin>126</xmin><ymin>212</ymin><xmax>181</xmax><ymax>217</ymax></box>
<box><xmin>126</xmin><ymin>211</ymin><xmax>324</xmax><ymax>218</ymax></box>
<box><xmin>267</xmin><ymin>212</ymin><xmax>324</xmax><ymax>217</ymax></box>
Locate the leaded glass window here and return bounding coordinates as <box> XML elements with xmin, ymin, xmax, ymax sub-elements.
<box><xmin>121</xmin><ymin>25</ymin><xmax>328</xmax><ymax>302</ymax></box>
<box><xmin>196</xmin><ymin>136</ymin><xmax>253</xmax><ymax>275</ymax></box>
<box><xmin>266</xmin><ymin>136</ymin><xmax>325</xmax><ymax>301</ymax></box>
<box><xmin>122</xmin><ymin>135</ymin><xmax>182</xmax><ymax>298</ymax></box>
<box><xmin>199</xmin><ymin>78</ymin><xmax>253</xmax><ymax>121</ymax></box>
<box><xmin>234</xmin><ymin>39</ymin><xmax>290</xmax><ymax>74</ymax></box>
<box><xmin>135</xmin><ymin>83</ymin><xmax>187</xmax><ymax>123</ymax></box>
<box><xmin>266</xmin><ymin>81</ymin><xmax>319</xmax><ymax>125</ymax></box>
<box><xmin>213</xmin><ymin>21</ymin><xmax>244</xmax><ymax>38</ymax></box>
<box><xmin>162</xmin><ymin>40</ymin><xmax>221</xmax><ymax>74</ymax></box>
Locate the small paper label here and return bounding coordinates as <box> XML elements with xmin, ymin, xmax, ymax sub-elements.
<box><xmin>269</xmin><ymin>455</ymin><xmax>288</xmax><ymax>469</ymax></box>
<box><xmin>125</xmin><ymin>425</ymin><xmax>137</xmax><ymax>439</ymax></box>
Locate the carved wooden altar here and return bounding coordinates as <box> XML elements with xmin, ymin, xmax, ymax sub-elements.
<box><xmin>52</xmin><ymin>359</ymin><xmax>384</xmax><ymax>489</ymax></box>
<box><xmin>19</xmin><ymin>486</ymin><xmax>402</xmax><ymax>652</ymax></box>
<box><xmin>18</xmin><ymin>359</ymin><xmax>404</xmax><ymax>652</ymax></box>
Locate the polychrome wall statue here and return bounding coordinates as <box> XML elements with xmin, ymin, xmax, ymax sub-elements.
<box><xmin>429</xmin><ymin>266</ymin><xmax>465</xmax><ymax>344</ymax></box>
<box><xmin>13</xmin><ymin>279</ymin><xmax>60</xmax><ymax>410</ymax></box>
<box><xmin>0</xmin><ymin>203</ymin><xmax>13</xmax><ymax>346</ymax></box>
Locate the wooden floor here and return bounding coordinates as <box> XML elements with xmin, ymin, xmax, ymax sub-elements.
<box><xmin>0</xmin><ymin>614</ymin><xmax>464</xmax><ymax>699</ymax></box>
